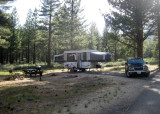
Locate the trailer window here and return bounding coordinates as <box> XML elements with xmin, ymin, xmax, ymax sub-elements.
<box><xmin>90</xmin><ymin>53</ymin><xmax>103</xmax><ymax>61</ymax></box>
<box><xmin>67</xmin><ymin>53</ymin><xmax>76</xmax><ymax>61</ymax></box>
<box><xmin>55</xmin><ymin>55</ymin><xmax>64</xmax><ymax>62</ymax></box>
<box><xmin>83</xmin><ymin>52</ymin><xmax>87</xmax><ymax>61</ymax></box>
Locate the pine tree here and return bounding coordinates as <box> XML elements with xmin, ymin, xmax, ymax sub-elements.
<box><xmin>65</xmin><ymin>0</ymin><xmax>86</xmax><ymax>50</ymax></box>
<box><xmin>0</xmin><ymin>0</ymin><xmax>16</xmax><ymax>10</ymax></box>
<box><xmin>32</xmin><ymin>9</ymin><xmax>39</xmax><ymax>64</ymax></box>
<box><xmin>39</xmin><ymin>0</ymin><xmax>60</xmax><ymax>66</ymax></box>
<box><xmin>23</xmin><ymin>9</ymin><xmax>34</xmax><ymax>63</ymax></box>
<box><xmin>0</xmin><ymin>10</ymin><xmax>11</xmax><ymax>64</ymax></box>
<box><xmin>52</xmin><ymin>0</ymin><xmax>86</xmax><ymax>53</ymax></box>
<box><xmin>106</xmin><ymin>0</ymin><xmax>155</xmax><ymax>58</ymax></box>
<box><xmin>52</xmin><ymin>4</ymin><xmax>70</xmax><ymax>53</ymax></box>
<box><xmin>0</xmin><ymin>0</ymin><xmax>15</xmax><ymax>4</ymax></box>
<box><xmin>153</xmin><ymin>0</ymin><xmax>160</xmax><ymax>69</ymax></box>
<box><xmin>88</xmin><ymin>23</ymin><xmax>101</xmax><ymax>50</ymax></box>
<box><xmin>8</xmin><ymin>7</ymin><xmax>19</xmax><ymax>63</ymax></box>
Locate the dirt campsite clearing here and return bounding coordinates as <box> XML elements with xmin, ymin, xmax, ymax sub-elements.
<box><xmin>0</xmin><ymin>70</ymin><xmax>150</xmax><ymax>114</ymax></box>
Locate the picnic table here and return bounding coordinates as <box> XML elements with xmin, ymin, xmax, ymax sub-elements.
<box><xmin>23</xmin><ymin>66</ymin><xmax>43</xmax><ymax>77</ymax></box>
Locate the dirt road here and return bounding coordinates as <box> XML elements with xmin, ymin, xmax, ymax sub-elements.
<box><xmin>125</xmin><ymin>72</ymin><xmax>160</xmax><ymax>114</ymax></box>
<box><xmin>50</xmin><ymin>71</ymin><xmax>158</xmax><ymax>114</ymax></box>
<box><xmin>98</xmin><ymin>71</ymin><xmax>160</xmax><ymax>114</ymax></box>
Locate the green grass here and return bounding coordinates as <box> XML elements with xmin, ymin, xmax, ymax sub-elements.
<box><xmin>0</xmin><ymin>86</ymin><xmax>40</xmax><ymax>111</ymax></box>
<box><xmin>0</xmin><ymin>71</ymin><xmax>10</xmax><ymax>75</ymax></box>
<box><xmin>84</xmin><ymin>104</ymin><xmax>88</xmax><ymax>108</ymax></box>
<box><xmin>0</xmin><ymin>58</ymin><xmax>158</xmax><ymax>75</ymax></box>
<box><xmin>0</xmin><ymin>71</ymin><xmax>24</xmax><ymax>76</ymax></box>
<box><xmin>144</xmin><ymin>58</ymin><xmax>158</xmax><ymax>65</ymax></box>
<box><xmin>103</xmin><ymin>58</ymin><xmax>158</xmax><ymax>67</ymax></box>
<box><xmin>0</xmin><ymin>62</ymin><xmax>64</xmax><ymax>76</ymax></box>
<box><xmin>69</xmin><ymin>112</ymin><xmax>74</xmax><ymax>114</ymax></box>
<box><xmin>102</xmin><ymin>61</ymin><xmax>125</xmax><ymax>67</ymax></box>
<box><xmin>66</xmin><ymin>108</ymin><xmax>70</xmax><ymax>112</ymax></box>
<box><xmin>101</xmin><ymin>58</ymin><xmax>158</xmax><ymax>72</ymax></box>
<box><xmin>57</xmin><ymin>109</ymin><xmax>62</xmax><ymax>113</ymax></box>
<box><xmin>0</xmin><ymin>62</ymin><xmax>63</xmax><ymax>70</ymax></box>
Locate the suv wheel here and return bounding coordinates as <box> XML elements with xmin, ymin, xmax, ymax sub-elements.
<box><xmin>126</xmin><ymin>71</ymin><xmax>131</xmax><ymax>78</ymax></box>
<box><xmin>145</xmin><ymin>72</ymin><xmax>150</xmax><ymax>77</ymax></box>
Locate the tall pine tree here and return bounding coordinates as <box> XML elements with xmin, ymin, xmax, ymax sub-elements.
<box><xmin>8</xmin><ymin>7</ymin><xmax>19</xmax><ymax>63</ymax></box>
<box><xmin>106</xmin><ymin>0</ymin><xmax>155</xmax><ymax>58</ymax></box>
<box><xmin>65</xmin><ymin>0</ymin><xmax>86</xmax><ymax>50</ymax></box>
<box><xmin>39</xmin><ymin>0</ymin><xmax>60</xmax><ymax>66</ymax></box>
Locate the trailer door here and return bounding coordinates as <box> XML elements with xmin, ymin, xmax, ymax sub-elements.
<box><xmin>77</xmin><ymin>53</ymin><xmax>82</xmax><ymax>68</ymax></box>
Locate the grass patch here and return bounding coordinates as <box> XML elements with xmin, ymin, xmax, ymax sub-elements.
<box><xmin>109</xmin><ymin>66</ymin><xmax>125</xmax><ymax>71</ymax></box>
<box><xmin>14</xmin><ymin>62</ymin><xmax>61</xmax><ymax>71</ymax></box>
<box><xmin>75</xmin><ymin>104</ymin><xmax>78</xmax><ymax>107</ymax></box>
<box><xmin>0</xmin><ymin>85</ymin><xmax>40</xmax><ymax>112</ymax></box>
<box><xmin>101</xmin><ymin>58</ymin><xmax>158</xmax><ymax>72</ymax></box>
<box><xmin>57</xmin><ymin>109</ymin><xmax>62</xmax><ymax>113</ymax></box>
<box><xmin>0</xmin><ymin>62</ymin><xmax>63</xmax><ymax>74</ymax></box>
<box><xmin>0</xmin><ymin>58</ymin><xmax>158</xmax><ymax>73</ymax></box>
<box><xmin>144</xmin><ymin>58</ymin><xmax>158</xmax><ymax>65</ymax></box>
<box><xmin>0</xmin><ymin>71</ymin><xmax>10</xmax><ymax>76</ymax></box>
<box><xmin>0</xmin><ymin>71</ymin><xmax>23</xmax><ymax>76</ymax></box>
<box><xmin>84</xmin><ymin>104</ymin><xmax>88</xmax><ymax>108</ymax></box>
<box><xmin>102</xmin><ymin>60</ymin><xmax>125</xmax><ymax>67</ymax></box>
<box><xmin>66</xmin><ymin>108</ymin><xmax>70</xmax><ymax>112</ymax></box>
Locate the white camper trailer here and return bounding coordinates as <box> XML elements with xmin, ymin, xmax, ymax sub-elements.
<box><xmin>54</xmin><ymin>50</ymin><xmax>111</xmax><ymax>71</ymax></box>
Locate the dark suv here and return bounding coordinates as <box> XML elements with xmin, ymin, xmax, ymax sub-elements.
<box><xmin>125</xmin><ymin>58</ymin><xmax>150</xmax><ymax>77</ymax></box>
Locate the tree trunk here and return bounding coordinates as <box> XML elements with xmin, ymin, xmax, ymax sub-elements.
<box><xmin>9</xmin><ymin>49</ymin><xmax>14</xmax><ymax>64</ymax></box>
<box><xmin>136</xmin><ymin>0</ymin><xmax>143</xmax><ymax>58</ymax></box>
<box><xmin>114</xmin><ymin>44</ymin><xmax>117</xmax><ymax>61</ymax></box>
<box><xmin>21</xmin><ymin>50</ymin><xmax>24</xmax><ymax>62</ymax></box>
<box><xmin>0</xmin><ymin>47</ymin><xmax>4</xmax><ymax>64</ymax></box>
<box><xmin>134</xmin><ymin>48</ymin><xmax>136</xmax><ymax>58</ymax></box>
<box><xmin>33</xmin><ymin>42</ymin><xmax>36</xmax><ymax>64</ymax></box>
<box><xmin>70</xmin><ymin>0</ymin><xmax>74</xmax><ymax>50</ymax></box>
<box><xmin>27</xmin><ymin>40</ymin><xmax>30</xmax><ymax>63</ymax></box>
<box><xmin>6</xmin><ymin>51</ymin><xmax>8</xmax><ymax>64</ymax></box>
<box><xmin>136</xmin><ymin>23</ymin><xmax>144</xmax><ymax>58</ymax></box>
<box><xmin>15</xmin><ymin>52</ymin><xmax>17</xmax><ymax>63</ymax></box>
<box><xmin>26</xmin><ymin>47</ymin><xmax>27</xmax><ymax>63</ymax></box>
<box><xmin>158</xmin><ymin>20</ymin><xmax>160</xmax><ymax>69</ymax></box>
<box><xmin>47</xmin><ymin>13</ymin><xmax>52</xmax><ymax>67</ymax></box>
<box><xmin>19</xmin><ymin>53</ymin><xmax>21</xmax><ymax>64</ymax></box>
<box><xmin>137</xmin><ymin>41</ymin><xmax>143</xmax><ymax>58</ymax></box>
<box><xmin>157</xmin><ymin>0</ymin><xmax>160</xmax><ymax>69</ymax></box>
<box><xmin>136</xmin><ymin>25</ymin><xmax>143</xmax><ymax>58</ymax></box>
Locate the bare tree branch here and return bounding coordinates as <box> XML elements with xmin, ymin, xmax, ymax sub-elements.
<box><xmin>113</xmin><ymin>36</ymin><xmax>137</xmax><ymax>49</ymax></box>
<box><xmin>143</xmin><ymin>25</ymin><xmax>155</xmax><ymax>40</ymax></box>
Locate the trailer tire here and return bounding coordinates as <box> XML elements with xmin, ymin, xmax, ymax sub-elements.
<box><xmin>81</xmin><ymin>68</ymin><xmax>86</xmax><ymax>72</ymax></box>
<box><xmin>73</xmin><ymin>67</ymin><xmax>77</xmax><ymax>72</ymax></box>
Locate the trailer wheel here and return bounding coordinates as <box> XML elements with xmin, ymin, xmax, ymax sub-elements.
<box><xmin>73</xmin><ymin>67</ymin><xmax>77</xmax><ymax>72</ymax></box>
<box><xmin>81</xmin><ymin>68</ymin><xmax>86</xmax><ymax>72</ymax></box>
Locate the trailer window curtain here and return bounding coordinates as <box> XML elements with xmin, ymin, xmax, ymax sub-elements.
<box><xmin>83</xmin><ymin>52</ymin><xmax>87</xmax><ymax>61</ymax></box>
<box><xmin>67</xmin><ymin>53</ymin><xmax>76</xmax><ymax>62</ymax></box>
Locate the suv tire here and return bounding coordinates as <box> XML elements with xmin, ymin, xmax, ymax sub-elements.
<box><xmin>126</xmin><ymin>71</ymin><xmax>131</xmax><ymax>78</ymax></box>
<box><xmin>145</xmin><ymin>72</ymin><xmax>150</xmax><ymax>77</ymax></box>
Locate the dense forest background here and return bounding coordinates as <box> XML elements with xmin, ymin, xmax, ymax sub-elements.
<box><xmin>0</xmin><ymin>0</ymin><xmax>160</xmax><ymax>67</ymax></box>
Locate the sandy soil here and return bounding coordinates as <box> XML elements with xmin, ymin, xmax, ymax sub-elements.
<box><xmin>0</xmin><ymin>71</ymin><xmax>154</xmax><ymax>114</ymax></box>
